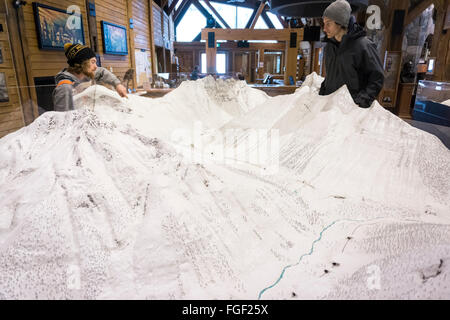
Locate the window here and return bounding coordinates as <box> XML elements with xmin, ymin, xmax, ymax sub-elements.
<box><xmin>267</xmin><ymin>12</ymin><xmax>284</xmax><ymax>29</ymax></box>
<box><xmin>176</xmin><ymin>5</ymin><xmax>205</xmax><ymax>41</ymax></box>
<box><xmin>236</xmin><ymin>6</ymin><xmax>253</xmax><ymax>28</ymax></box>
<box><xmin>210</xmin><ymin>2</ymin><xmax>238</xmax><ymax>28</ymax></box>
<box><xmin>199</xmin><ymin>1</ymin><xmax>226</xmax><ymax>28</ymax></box>
<box><xmin>201</xmin><ymin>53</ymin><xmax>226</xmax><ymax>74</ymax></box>
<box><xmin>254</xmin><ymin>16</ymin><xmax>268</xmax><ymax>29</ymax></box>
<box><xmin>175</xmin><ymin>2</ymin><xmax>281</xmax><ymax>42</ymax></box>
<box><xmin>276</xmin><ymin>56</ymin><xmax>281</xmax><ymax>74</ymax></box>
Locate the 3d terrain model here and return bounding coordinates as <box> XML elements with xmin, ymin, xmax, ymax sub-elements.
<box><xmin>0</xmin><ymin>74</ymin><xmax>449</xmax><ymax>299</ymax></box>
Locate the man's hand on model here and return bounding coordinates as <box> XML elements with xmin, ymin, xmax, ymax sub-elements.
<box><xmin>115</xmin><ymin>84</ymin><xmax>128</xmax><ymax>98</ymax></box>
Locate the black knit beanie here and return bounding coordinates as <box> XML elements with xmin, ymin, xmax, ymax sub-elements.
<box><xmin>64</xmin><ymin>43</ymin><xmax>96</xmax><ymax>67</ymax></box>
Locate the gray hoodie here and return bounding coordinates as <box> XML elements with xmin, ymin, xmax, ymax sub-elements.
<box><xmin>52</xmin><ymin>67</ymin><xmax>121</xmax><ymax>112</ymax></box>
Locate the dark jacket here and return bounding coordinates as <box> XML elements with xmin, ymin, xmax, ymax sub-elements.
<box><xmin>319</xmin><ymin>24</ymin><xmax>384</xmax><ymax>108</ymax></box>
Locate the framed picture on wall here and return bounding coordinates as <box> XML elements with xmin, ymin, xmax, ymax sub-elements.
<box><xmin>0</xmin><ymin>44</ymin><xmax>3</xmax><ymax>64</ymax></box>
<box><xmin>0</xmin><ymin>72</ymin><xmax>9</xmax><ymax>103</ymax></box>
<box><xmin>32</xmin><ymin>2</ymin><xmax>85</xmax><ymax>50</ymax></box>
<box><xmin>101</xmin><ymin>21</ymin><xmax>128</xmax><ymax>55</ymax></box>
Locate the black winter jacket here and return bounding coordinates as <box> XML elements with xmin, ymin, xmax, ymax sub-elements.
<box><xmin>319</xmin><ymin>24</ymin><xmax>385</xmax><ymax>108</ymax></box>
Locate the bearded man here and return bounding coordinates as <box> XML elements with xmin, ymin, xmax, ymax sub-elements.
<box><xmin>53</xmin><ymin>43</ymin><xmax>128</xmax><ymax>112</ymax></box>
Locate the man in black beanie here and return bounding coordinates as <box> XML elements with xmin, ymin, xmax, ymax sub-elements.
<box><xmin>319</xmin><ymin>0</ymin><xmax>384</xmax><ymax>109</ymax></box>
<box><xmin>52</xmin><ymin>43</ymin><xmax>128</xmax><ymax>112</ymax></box>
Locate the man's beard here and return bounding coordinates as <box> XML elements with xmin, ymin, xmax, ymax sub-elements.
<box><xmin>83</xmin><ymin>70</ymin><xmax>95</xmax><ymax>80</ymax></box>
<box><xmin>82</xmin><ymin>65</ymin><xmax>95</xmax><ymax>80</ymax></box>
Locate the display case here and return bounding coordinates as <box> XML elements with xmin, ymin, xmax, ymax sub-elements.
<box><xmin>413</xmin><ymin>80</ymin><xmax>450</xmax><ymax>127</ymax></box>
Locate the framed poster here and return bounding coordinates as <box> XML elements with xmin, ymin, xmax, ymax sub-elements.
<box><xmin>135</xmin><ymin>49</ymin><xmax>152</xmax><ymax>88</ymax></box>
<box><xmin>101</xmin><ymin>21</ymin><xmax>128</xmax><ymax>55</ymax></box>
<box><xmin>33</xmin><ymin>2</ymin><xmax>85</xmax><ymax>50</ymax></box>
<box><xmin>0</xmin><ymin>72</ymin><xmax>9</xmax><ymax>102</ymax></box>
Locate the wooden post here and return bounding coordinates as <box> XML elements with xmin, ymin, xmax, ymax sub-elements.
<box><xmin>127</xmin><ymin>0</ymin><xmax>137</xmax><ymax>90</ymax></box>
<box><xmin>397</xmin><ymin>83</ymin><xmax>415</xmax><ymax>119</ymax></box>
<box><xmin>284</xmin><ymin>30</ymin><xmax>299</xmax><ymax>85</ymax></box>
<box><xmin>429</xmin><ymin>0</ymin><xmax>446</xmax><ymax>60</ymax></box>
<box><xmin>313</xmin><ymin>47</ymin><xmax>321</xmax><ymax>75</ymax></box>
<box><xmin>85</xmin><ymin>1</ymin><xmax>98</xmax><ymax>52</ymax></box>
<box><xmin>0</xmin><ymin>11</ymin><xmax>26</xmax><ymax>135</ymax></box>
<box><xmin>160</xmin><ymin>4</ymin><xmax>167</xmax><ymax>72</ymax></box>
<box><xmin>206</xmin><ymin>31</ymin><xmax>216</xmax><ymax>73</ymax></box>
<box><xmin>5</xmin><ymin>1</ymin><xmax>38</xmax><ymax>124</ymax></box>
<box><xmin>148</xmin><ymin>0</ymin><xmax>157</xmax><ymax>77</ymax></box>
<box><xmin>250</xmin><ymin>51</ymin><xmax>257</xmax><ymax>82</ymax></box>
<box><xmin>257</xmin><ymin>48</ymin><xmax>265</xmax><ymax>79</ymax></box>
<box><xmin>232</xmin><ymin>51</ymin><xmax>236</xmax><ymax>74</ymax></box>
<box><xmin>431</xmin><ymin>0</ymin><xmax>450</xmax><ymax>81</ymax></box>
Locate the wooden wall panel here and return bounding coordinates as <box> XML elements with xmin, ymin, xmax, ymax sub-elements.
<box><xmin>169</xmin><ymin>11</ymin><xmax>175</xmax><ymax>47</ymax></box>
<box><xmin>0</xmin><ymin>13</ymin><xmax>25</xmax><ymax>138</ymax></box>
<box><xmin>177</xmin><ymin>51</ymin><xmax>194</xmax><ymax>73</ymax></box>
<box><xmin>153</xmin><ymin>3</ymin><xmax>163</xmax><ymax>47</ymax></box>
<box><xmin>132</xmin><ymin>0</ymin><xmax>151</xmax><ymax>50</ymax></box>
<box><xmin>163</xmin><ymin>11</ymin><xmax>169</xmax><ymax>48</ymax></box>
<box><xmin>2</xmin><ymin>0</ymin><xmax>182</xmax><ymax>137</ymax></box>
<box><xmin>95</xmin><ymin>0</ymin><xmax>131</xmax><ymax>80</ymax></box>
<box><xmin>22</xmin><ymin>0</ymin><xmax>90</xmax><ymax>78</ymax></box>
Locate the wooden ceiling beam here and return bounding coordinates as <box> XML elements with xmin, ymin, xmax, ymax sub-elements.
<box><xmin>192</xmin><ymin>0</ymin><xmax>213</xmax><ymax>19</ymax></box>
<box><xmin>174</xmin><ymin>0</ymin><xmax>192</xmax><ymax>26</ymax></box>
<box><xmin>261</xmin><ymin>10</ymin><xmax>275</xmax><ymax>28</ymax></box>
<box><xmin>245</xmin><ymin>7</ymin><xmax>258</xmax><ymax>28</ymax></box>
<box><xmin>249</xmin><ymin>1</ymin><xmax>267</xmax><ymax>29</ymax></box>
<box><xmin>167</xmin><ymin>0</ymin><xmax>180</xmax><ymax>16</ymax></box>
<box><xmin>201</xmin><ymin>28</ymin><xmax>303</xmax><ymax>41</ymax></box>
<box><xmin>174</xmin><ymin>41</ymin><xmax>286</xmax><ymax>51</ymax></box>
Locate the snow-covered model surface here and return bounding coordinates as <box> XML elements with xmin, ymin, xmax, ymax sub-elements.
<box><xmin>0</xmin><ymin>74</ymin><xmax>449</xmax><ymax>299</ymax></box>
